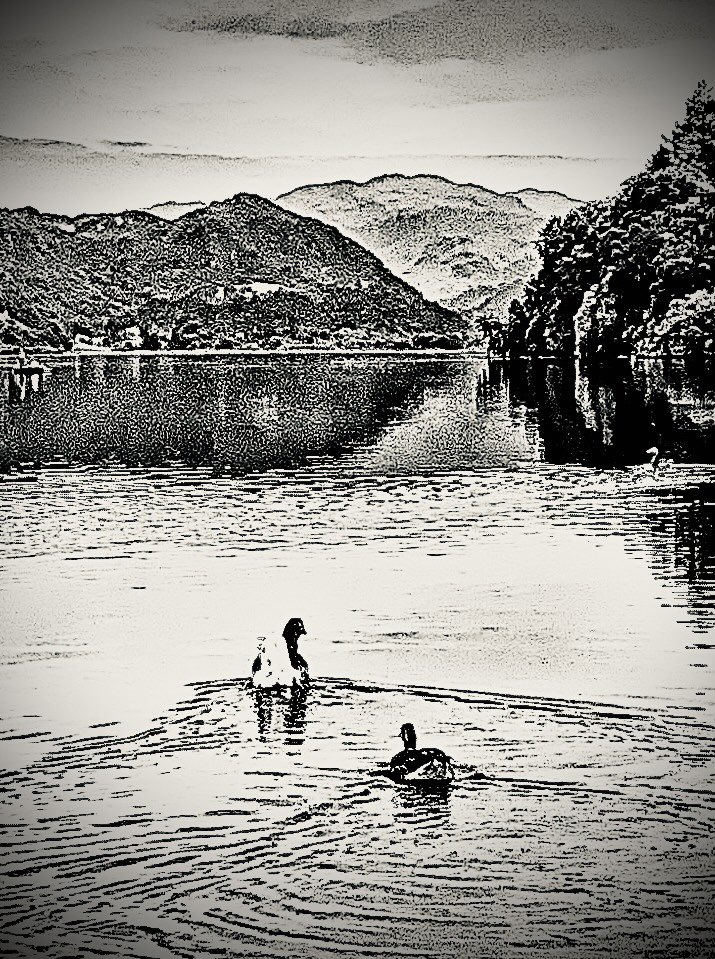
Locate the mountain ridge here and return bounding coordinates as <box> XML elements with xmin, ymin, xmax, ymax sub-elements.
<box><xmin>278</xmin><ymin>174</ymin><xmax>582</xmax><ymax>335</ymax></box>
<box><xmin>278</xmin><ymin>172</ymin><xmax>578</xmax><ymax>207</ymax></box>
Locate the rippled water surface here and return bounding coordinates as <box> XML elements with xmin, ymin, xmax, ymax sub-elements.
<box><xmin>1</xmin><ymin>354</ymin><xmax>714</xmax><ymax>957</ymax></box>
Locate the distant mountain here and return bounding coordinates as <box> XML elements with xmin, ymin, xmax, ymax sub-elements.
<box><xmin>278</xmin><ymin>174</ymin><xmax>582</xmax><ymax>334</ymax></box>
<box><xmin>144</xmin><ymin>200</ymin><xmax>206</xmax><ymax>220</ymax></box>
<box><xmin>0</xmin><ymin>194</ymin><xmax>463</xmax><ymax>351</ymax></box>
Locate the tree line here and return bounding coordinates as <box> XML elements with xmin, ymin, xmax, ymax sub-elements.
<box><xmin>503</xmin><ymin>82</ymin><xmax>715</xmax><ymax>360</ymax></box>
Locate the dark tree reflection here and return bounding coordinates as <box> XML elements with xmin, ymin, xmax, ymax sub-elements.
<box><xmin>0</xmin><ymin>355</ymin><xmax>460</xmax><ymax>473</ymax></box>
<box><xmin>505</xmin><ymin>358</ymin><xmax>715</xmax><ymax>468</ymax></box>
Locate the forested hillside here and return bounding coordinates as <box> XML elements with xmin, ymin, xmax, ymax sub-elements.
<box><xmin>506</xmin><ymin>82</ymin><xmax>715</xmax><ymax>359</ymax></box>
<box><xmin>0</xmin><ymin>194</ymin><xmax>463</xmax><ymax>351</ymax></box>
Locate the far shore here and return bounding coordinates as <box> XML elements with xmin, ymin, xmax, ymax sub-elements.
<box><xmin>2</xmin><ymin>346</ymin><xmax>710</xmax><ymax>364</ymax></box>
<box><xmin>1</xmin><ymin>346</ymin><xmax>489</xmax><ymax>360</ymax></box>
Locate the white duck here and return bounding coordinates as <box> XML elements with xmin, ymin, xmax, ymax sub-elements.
<box><xmin>250</xmin><ymin>619</ymin><xmax>308</xmax><ymax>689</ymax></box>
<box><xmin>643</xmin><ymin>446</ymin><xmax>674</xmax><ymax>477</ymax></box>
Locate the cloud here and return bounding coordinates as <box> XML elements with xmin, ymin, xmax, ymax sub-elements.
<box><xmin>173</xmin><ymin>1</ymin><xmax>436</xmax><ymax>38</ymax></box>
<box><xmin>173</xmin><ymin>0</ymin><xmax>715</xmax><ymax>63</ymax></box>
<box><xmin>0</xmin><ymin>134</ymin><xmax>89</xmax><ymax>151</ymax></box>
<box><xmin>1</xmin><ymin>0</ymin><xmax>712</xmax><ymax>213</ymax></box>
<box><xmin>102</xmin><ymin>140</ymin><xmax>151</xmax><ymax>148</ymax></box>
<box><xmin>0</xmin><ymin>133</ymin><xmax>636</xmax><ymax>214</ymax></box>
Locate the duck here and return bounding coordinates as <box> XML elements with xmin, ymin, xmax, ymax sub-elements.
<box><xmin>645</xmin><ymin>446</ymin><xmax>661</xmax><ymax>473</ymax></box>
<box><xmin>388</xmin><ymin>723</ymin><xmax>455</xmax><ymax>784</ymax></box>
<box><xmin>642</xmin><ymin>446</ymin><xmax>674</xmax><ymax>477</ymax></box>
<box><xmin>250</xmin><ymin>618</ymin><xmax>309</xmax><ymax>689</ymax></box>
<box><xmin>627</xmin><ymin>446</ymin><xmax>669</xmax><ymax>481</ymax></box>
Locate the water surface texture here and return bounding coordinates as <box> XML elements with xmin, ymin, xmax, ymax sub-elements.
<box><xmin>1</xmin><ymin>355</ymin><xmax>714</xmax><ymax>958</ymax></box>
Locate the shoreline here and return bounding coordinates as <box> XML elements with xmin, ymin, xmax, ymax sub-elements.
<box><xmin>2</xmin><ymin>346</ymin><xmax>712</xmax><ymax>365</ymax></box>
<box><xmin>1</xmin><ymin>346</ymin><xmax>488</xmax><ymax>361</ymax></box>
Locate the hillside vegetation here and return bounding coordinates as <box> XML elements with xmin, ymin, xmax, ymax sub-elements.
<box><xmin>506</xmin><ymin>82</ymin><xmax>715</xmax><ymax>359</ymax></box>
<box><xmin>279</xmin><ymin>175</ymin><xmax>581</xmax><ymax>337</ymax></box>
<box><xmin>0</xmin><ymin>194</ymin><xmax>464</xmax><ymax>351</ymax></box>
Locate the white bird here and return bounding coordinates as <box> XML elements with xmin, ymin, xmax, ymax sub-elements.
<box><xmin>644</xmin><ymin>446</ymin><xmax>674</xmax><ymax>476</ymax></box>
<box><xmin>251</xmin><ymin>619</ymin><xmax>309</xmax><ymax>689</ymax></box>
<box><xmin>628</xmin><ymin>446</ymin><xmax>671</xmax><ymax>481</ymax></box>
<box><xmin>645</xmin><ymin>446</ymin><xmax>660</xmax><ymax>472</ymax></box>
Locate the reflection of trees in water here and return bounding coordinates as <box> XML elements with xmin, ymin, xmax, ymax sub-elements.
<box><xmin>632</xmin><ymin>360</ymin><xmax>715</xmax><ymax>464</ymax></box>
<box><xmin>2</xmin><ymin>356</ymin><xmax>214</xmax><ymax>468</ymax></box>
<box><xmin>655</xmin><ymin>484</ymin><xmax>715</xmax><ymax>588</ymax></box>
<box><xmin>638</xmin><ymin>484</ymin><xmax>715</xmax><ymax>590</ymax></box>
<box><xmin>507</xmin><ymin>359</ymin><xmax>654</xmax><ymax>467</ymax></box>
<box><xmin>624</xmin><ymin>484</ymin><xmax>715</xmax><ymax>632</ymax></box>
<box><xmin>0</xmin><ymin>356</ymin><xmax>459</xmax><ymax>472</ymax></box>
<box><xmin>506</xmin><ymin>358</ymin><xmax>715</xmax><ymax>468</ymax></box>
<box><xmin>673</xmin><ymin>485</ymin><xmax>715</xmax><ymax>585</ymax></box>
<box><xmin>507</xmin><ymin>359</ymin><xmax>715</xmax><ymax>629</ymax></box>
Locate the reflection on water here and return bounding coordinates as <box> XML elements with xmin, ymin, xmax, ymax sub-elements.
<box><xmin>2</xmin><ymin>354</ymin><xmax>464</xmax><ymax>472</ymax></box>
<box><xmin>673</xmin><ymin>483</ymin><xmax>715</xmax><ymax>583</ymax></box>
<box><xmin>2</xmin><ymin>353</ymin><xmax>713</xmax><ymax>472</ymax></box>
<box><xmin>251</xmin><ymin>685</ymin><xmax>310</xmax><ymax>744</ymax></box>
<box><xmin>1</xmin><ymin>678</ymin><xmax>713</xmax><ymax>958</ymax></box>
<box><xmin>507</xmin><ymin>357</ymin><xmax>715</xmax><ymax>468</ymax></box>
<box><xmin>391</xmin><ymin>780</ymin><xmax>453</xmax><ymax>830</ymax></box>
<box><xmin>0</xmin><ymin>354</ymin><xmax>713</xmax><ymax>644</ymax></box>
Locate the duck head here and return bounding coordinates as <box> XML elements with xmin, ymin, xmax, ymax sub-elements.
<box><xmin>282</xmin><ymin>618</ymin><xmax>307</xmax><ymax>643</ymax></box>
<box><xmin>400</xmin><ymin>723</ymin><xmax>417</xmax><ymax>750</ymax></box>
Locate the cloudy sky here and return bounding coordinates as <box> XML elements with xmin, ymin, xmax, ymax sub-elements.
<box><xmin>1</xmin><ymin>0</ymin><xmax>713</xmax><ymax>213</ymax></box>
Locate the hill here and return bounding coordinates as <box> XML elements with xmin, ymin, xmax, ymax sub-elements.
<box><xmin>0</xmin><ymin>194</ymin><xmax>464</xmax><ymax>351</ymax></box>
<box><xmin>278</xmin><ymin>174</ymin><xmax>581</xmax><ymax>336</ymax></box>
<box><xmin>506</xmin><ymin>82</ymin><xmax>715</xmax><ymax>359</ymax></box>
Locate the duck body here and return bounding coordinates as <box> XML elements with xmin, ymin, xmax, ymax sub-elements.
<box><xmin>390</xmin><ymin>747</ymin><xmax>454</xmax><ymax>783</ymax></box>
<box><xmin>251</xmin><ymin>640</ymin><xmax>304</xmax><ymax>688</ymax></box>
<box><xmin>388</xmin><ymin>723</ymin><xmax>455</xmax><ymax>784</ymax></box>
<box><xmin>250</xmin><ymin>618</ymin><xmax>309</xmax><ymax>689</ymax></box>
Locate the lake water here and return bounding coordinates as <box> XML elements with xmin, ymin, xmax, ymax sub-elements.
<box><xmin>1</xmin><ymin>354</ymin><xmax>714</xmax><ymax>957</ymax></box>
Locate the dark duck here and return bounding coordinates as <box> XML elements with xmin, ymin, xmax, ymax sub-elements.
<box><xmin>389</xmin><ymin>723</ymin><xmax>455</xmax><ymax>783</ymax></box>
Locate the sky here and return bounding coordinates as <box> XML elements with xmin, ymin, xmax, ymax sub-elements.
<box><xmin>0</xmin><ymin>0</ymin><xmax>713</xmax><ymax>213</ymax></box>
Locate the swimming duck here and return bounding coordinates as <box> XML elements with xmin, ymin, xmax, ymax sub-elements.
<box><xmin>645</xmin><ymin>446</ymin><xmax>661</xmax><ymax>473</ymax></box>
<box><xmin>389</xmin><ymin>723</ymin><xmax>455</xmax><ymax>783</ymax></box>
<box><xmin>627</xmin><ymin>446</ymin><xmax>663</xmax><ymax>480</ymax></box>
<box><xmin>638</xmin><ymin>446</ymin><xmax>674</xmax><ymax>478</ymax></box>
<box><xmin>251</xmin><ymin>618</ymin><xmax>309</xmax><ymax>688</ymax></box>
